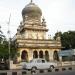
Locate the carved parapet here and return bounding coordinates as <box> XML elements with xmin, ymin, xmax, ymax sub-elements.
<box><xmin>16</xmin><ymin>39</ymin><xmax>61</xmax><ymax>49</ymax></box>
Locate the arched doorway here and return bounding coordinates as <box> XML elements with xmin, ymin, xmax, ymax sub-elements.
<box><xmin>21</xmin><ymin>50</ymin><xmax>28</xmax><ymax>62</ymax></box>
<box><xmin>39</xmin><ymin>51</ymin><xmax>43</xmax><ymax>58</ymax></box>
<box><xmin>45</xmin><ymin>51</ymin><xmax>49</xmax><ymax>61</ymax></box>
<box><xmin>53</xmin><ymin>51</ymin><xmax>59</xmax><ymax>61</ymax></box>
<box><xmin>33</xmin><ymin>51</ymin><xmax>38</xmax><ymax>58</ymax></box>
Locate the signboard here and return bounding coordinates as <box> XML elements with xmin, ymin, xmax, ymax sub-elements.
<box><xmin>58</xmin><ymin>50</ymin><xmax>74</xmax><ymax>56</ymax></box>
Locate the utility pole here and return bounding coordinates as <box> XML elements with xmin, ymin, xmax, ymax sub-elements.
<box><xmin>7</xmin><ymin>14</ymin><xmax>11</xmax><ymax>70</ymax></box>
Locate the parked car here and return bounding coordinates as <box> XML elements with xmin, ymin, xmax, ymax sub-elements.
<box><xmin>22</xmin><ymin>58</ymin><xmax>57</xmax><ymax>71</ymax></box>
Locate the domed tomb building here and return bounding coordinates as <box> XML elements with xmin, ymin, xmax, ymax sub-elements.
<box><xmin>15</xmin><ymin>1</ymin><xmax>62</xmax><ymax>62</ymax></box>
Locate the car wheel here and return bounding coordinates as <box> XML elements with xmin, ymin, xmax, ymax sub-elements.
<box><xmin>31</xmin><ymin>67</ymin><xmax>37</xmax><ymax>71</ymax></box>
<box><xmin>31</xmin><ymin>67</ymin><xmax>37</xmax><ymax>74</ymax></box>
<box><xmin>50</xmin><ymin>65</ymin><xmax>54</xmax><ymax>71</ymax></box>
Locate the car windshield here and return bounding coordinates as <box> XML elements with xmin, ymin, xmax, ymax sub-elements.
<box><xmin>42</xmin><ymin>60</ymin><xmax>45</xmax><ymax>63</ymax></box>
<box><xmin>29</xmin><ymin>60</ymin><xmax>33</xmax><ymax>63</ymax></box>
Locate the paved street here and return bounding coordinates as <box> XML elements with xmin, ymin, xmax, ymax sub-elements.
<box><xmin>34</xmin><ymin>70</ymin><xmax>75</xmax><ymax>75</ymax></box>
<box><xmin>0</xmin><ymin>69</ymin><xmax>75</xmax><ymax>75</ymax></box>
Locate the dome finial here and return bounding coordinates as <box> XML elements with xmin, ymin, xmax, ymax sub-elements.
<box><xmin>31</xmin><ymin>0</ymin><xmax>33</xmax><ymax>3</ymax></box>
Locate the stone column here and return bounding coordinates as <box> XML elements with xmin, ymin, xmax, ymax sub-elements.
<box><xmin>59</xmin><ymin>56</ymin><xmax>62</xmax><ymax>66</ymax></box>
<box><xmin>17</xmin><ymin>50</ymin><xmax>21</xmax><ymax>62</ymax></box>
<box><xmin>49</xmin><ymin>51</ymin><xmax>54</xmax><ymax>61</ymax></box>
<box><xmin>28</xmin><ymin>49</ymin><xmax>33</xmax><ymax>61</ymax></box>
<box><xmin>43</xmin><ymin>50</ymin><xmax>45</xmax><ymax>59</ymax></box>
<box><xmin>37</xmin><ymin>50</ymin><xmax>39</xmax><ymax>58</ymax></box>
<box><xmin>17</xmin><ymin>56</ymin><xmax>21</xmax><ymax>62</ymax></box>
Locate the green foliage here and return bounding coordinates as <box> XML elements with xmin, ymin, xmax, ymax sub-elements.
<box><xmin>10</xmin><ymin>41</ymin><xmax>17</xmax><ymax>59</ymax></box>
<box><xmin>54</xmin><ymin>31</ymin><xmax>75</xmax><ymax>49</ymax></box>
<box><xmin>62</xmin><ymin>31</ymin><xmax>75</xmax><ymax>49</ymax></box>
<box><xmin>54</xmin><ymin>32</ymin><xmax>62</xmax><ymax>40</ymax></box>
<box><xmin>0</xmin><ymin>27</ymin><xmax>17</xmax><ymax>62</ymax></box>
<box><xmin>0</xmin><ymin>39</ymin><xmax>9</xmax><ymax>59</ymax></box>
<box><xmin>0</xmin><ymin>34</ymin><xmax>16</xmax><ymax>59</ymax></box>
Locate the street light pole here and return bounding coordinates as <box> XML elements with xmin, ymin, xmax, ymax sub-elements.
<box><xmin>7</xmin><ymin>30</ymin><xmax>10</xmax><ymax>69</ymax></box>
<box><xmin>7</xmin><ymin>14</ymin><xmax>11</xmax><ymax>70</ymax></box>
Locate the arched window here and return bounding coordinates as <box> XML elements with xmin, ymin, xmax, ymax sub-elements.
<box><xmin>39</xmin><ymin>51</ymin><xmax>43</xmax><ymax>58</ymax></box>
<box><xmin>21</xmin><ymin>50</ymin><xmax>28</xmax><ymax>62</ymax></box>
<box><xmin>53</xmin><ymin>51</ymin><xmax>59</xmax><ymax>61</ymax></box>
<box><xmin>33</xmin><ymin>51</ymin><xmax>38</xmax><ymax>58</ymax></box>
<box><xmin>45</xmin><ymin>51</ymin><xmax>49</xmax><ymax>61</ymax></box>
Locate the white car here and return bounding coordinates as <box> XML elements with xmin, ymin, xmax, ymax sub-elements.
<box><xmin>23</xmin><ymin>58</ymin><xmax>57</xmax><ymax>70</ymax></box>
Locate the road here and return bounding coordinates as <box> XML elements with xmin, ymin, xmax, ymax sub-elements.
<box><xmin>34</xmin><ymin>70</ymin><xmax>75</xmax><ymax>75</ymax></box>
<box><xmin>0</xmin><ymin>69</ymin><xmax>75</xmax><ymax>75</ymax></box>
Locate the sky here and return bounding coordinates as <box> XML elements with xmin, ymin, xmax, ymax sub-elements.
<box><xmin>0</xmin><ymin>0</ymin><xmax>75</xmax><ymax>38</ymax></box>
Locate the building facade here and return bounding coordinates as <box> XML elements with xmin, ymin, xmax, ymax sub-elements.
<box><xmin>15</xmin><ymin>1</ymin><xmax>62</xmax><ymax>62</ymax></box>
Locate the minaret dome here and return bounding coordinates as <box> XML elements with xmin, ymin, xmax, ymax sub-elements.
<box><xmin>22</xmin><ymin>1</ymin><xmax>42</xmax><ymax>17</ymax></box>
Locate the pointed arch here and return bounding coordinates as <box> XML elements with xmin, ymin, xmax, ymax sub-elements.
<box><xmin>45</xmin><ymin>51</ymin><xmax>49</xmax><ymax>61</ymax></box>
<box><xmin>53</xmin><ymin>51</ymin><xmax>59</xmax><ymax>61</ymax></box>
<box><xmin>21</xmin><ymin>50</ymin><xmax>28</xmax><ymax>62</ymax></box>
<box><xmin>39</xmin><ymin>51</ymin><xmax>43</xmax><ymax>58</ymax></box>
<box><xmin>33</xmin><ymin>51</ymin><xmax>38</xmax><ymax>58</ymax></box>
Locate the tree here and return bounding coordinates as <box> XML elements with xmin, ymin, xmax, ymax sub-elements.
<box><xmin>0</xmin><ymin>26</ymin><xmax>9</xmax><ymax>59</ymax></box>
<box><xmin>54</xmin><ymin>31</ymin><xmax>75</xmax><ymax>50</ymax></box>
<box><xmin>10</xmin><ymin>39</ymin><xmax>17</xmax><ymax>59</ymax></box>
<box><xmin>54</xmin><ymin>32</ymin><xmax>62</xmax><ymax>40</ymax></box>
<box><xmin>0</xmin><ymin>26</ymin><xmax>16</xmax><ymax>60</ymax></box>
<box><xmin>0</xmin><ymin>40</ymin><xmax>9</xmax><ymax>59</ymax></box>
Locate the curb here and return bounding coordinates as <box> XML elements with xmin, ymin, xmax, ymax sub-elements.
<box><xmin>0</xmin><ymin>67</ymin><xmax>74</xmax><ymax>75</ymax></box>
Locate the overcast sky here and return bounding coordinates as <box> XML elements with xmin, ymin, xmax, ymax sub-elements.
<box><xmin>0</xmin><ymin>0</ymin><xmax>75</xmax><ymax>38</ymax></box>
